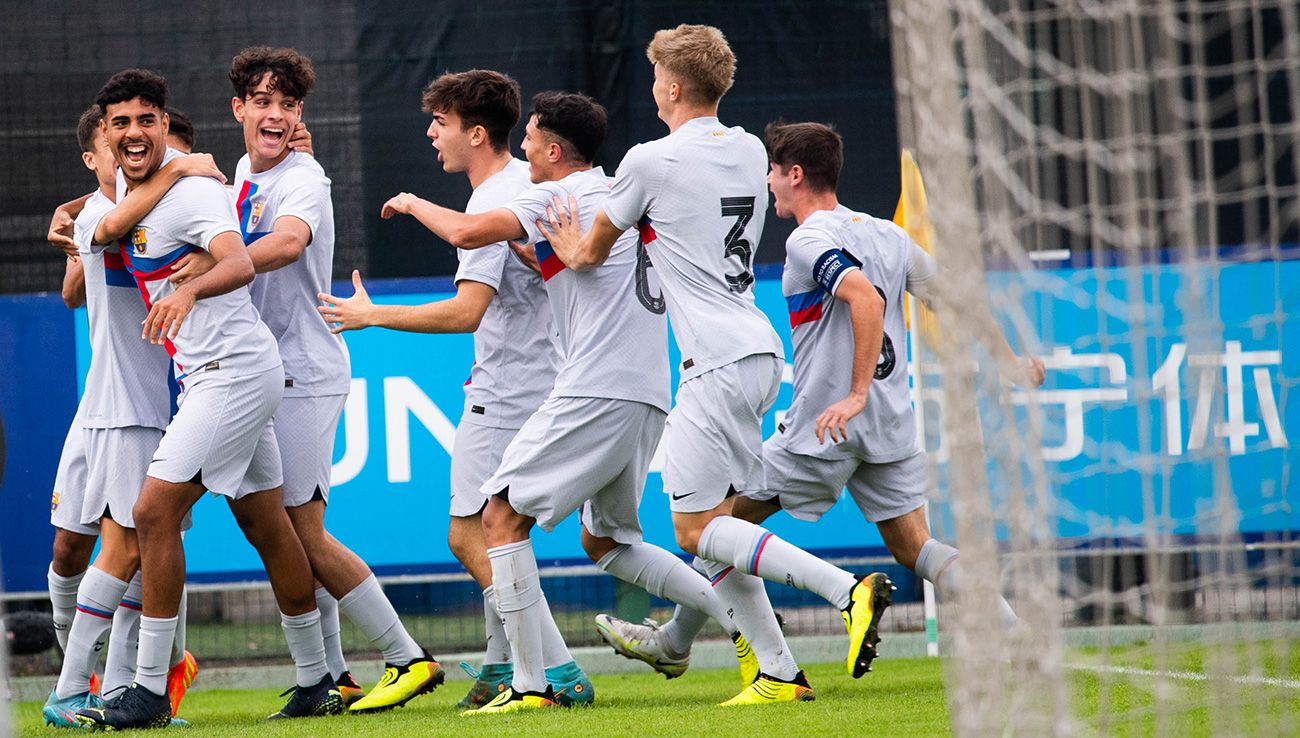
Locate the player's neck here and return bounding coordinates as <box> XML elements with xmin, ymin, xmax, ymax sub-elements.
<box><xmin>792</xmin><ymin>193</ymin><xmax>840</xmax><ymax>225</ymax></box>
<box><xmin>249</xmin><ymin>148</ymin><xmax>291</xmax><ymax>174</ymax></box>
<box><xmin>663</xmin><ymin>105</ymin><xmax>719</xmax><ymax>133</ymax></box>
<box><xmin>548</xmin><ymin>162</ymin><xmax>592</xmax><ymax>182</ymax></box>
<box><xmin>97</xmin><ymin>181</ymin><xmax>116</xmax><ymax>202</ymax></box>
<box><xmin>466</xmin><ymin>150</ymin><xmax>515</xmax><ymax>189</ymax></box>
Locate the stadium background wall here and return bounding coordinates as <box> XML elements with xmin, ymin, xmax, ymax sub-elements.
<box><xmin>0</xmin><ymin>0</ymin><xmax>899</xmax><ymax>294</ymax></box>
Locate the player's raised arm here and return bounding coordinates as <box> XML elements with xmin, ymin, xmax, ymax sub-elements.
<box><xmin>535</xmin><ymin>195</ymin><xmax>621</xmax><ymax>271</ymax></box>
<box><xmin>94</xmin><ymin>153</ymin><xmax>226</xmax><ymax>245</ymax></box>
<box><xmin>141</xmin><ymin>231</ymin><xmax>252</xmax><ymax>344</ymax></box>
<box><xmin>318</xmin><ymin>269</ymin><xmax>495</xmax><ymax>334</ymax></box>
<box><xmin>815</xmin><ymin>268</ymin><xmax>885</xmax><ymax>444</ymax></box>
<box><xmin>48</xmin><ymin>194</ymin><xmax>91</xmax><ymax>256</ymax></box>
<box><xmin>381</xmin><ymin>193</ymin><xmax>525</xmax><ymax>250</ymax></box>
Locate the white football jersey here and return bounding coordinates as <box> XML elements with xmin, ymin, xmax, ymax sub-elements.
<box><xmin>118</xmin><ymin>149</ymin><xmax>280</xmax><ymax>381</ymax></box>
<box><xmin>773</xmin><ymin>205</ymin><xmax>935</xmax><ymax>462</ymax></box>
<box><xmin>455</xmin><ymin>158</ymin><xmax>558</xmax><ymax>429</ymax></box>
<box><xmin>75</xmin><ymin>190</ymin><xmax>171</xmax><ymax>430</ymax></box>
<box><xmin>234</xmin><ymin>151</ymin><xmax>350</xmax><ymax>397</ymax></box>
<box><xmin>506</xmin><ymin>167</ymin><xmax>670</xmax><ymax>413</ymax></box>
<box><xmin>602</xmin><ymin>117</ymin><xmax>783</xmax><ymax>381</ymax></box>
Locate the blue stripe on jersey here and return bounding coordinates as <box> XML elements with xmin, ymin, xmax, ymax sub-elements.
<box><xmin>123</xmin><ymin>245</ymin><xmax>198</xmax><ymax>276</ymax></box>
<box><xmin>104</xmin><ymin>266</ymin><xmax>136</xmax><ymax>288</ymax></box>
<box><xmin>785</xmin><ymin>288</ymin><xmax>824</xmax><ymax>313</ymax></box>
<box><xmin>236</xmin><ymin>180</ymin><xmax>260</xmax><ymax>241</ymax></box>
<box><xmin>243</xmin><ymin>230</ymin><xmax>270</xmax><ymax>245</ymax></box>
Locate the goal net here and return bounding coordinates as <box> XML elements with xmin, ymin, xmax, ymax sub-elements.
<box><xmin>890</xmin><ymin>0</ymin><xmax>1299</xmax><ymax>734</ymax></box>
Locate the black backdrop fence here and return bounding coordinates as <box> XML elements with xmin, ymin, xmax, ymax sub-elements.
<box><xmin>0</xmin><ymin>0</ymin><xmax>899</xmax><ymax>294</ymax></box>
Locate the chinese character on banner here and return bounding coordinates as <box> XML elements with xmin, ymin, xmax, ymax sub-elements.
<box><xmin>1012</xmin><ymin>347</ymin><xmax>1129</xmax><ymax>461</ymax></box>
<box><xmin>1153</xmin><ymin>341</ymin><xmax>1288</xmax><ymax>456</ymax></box>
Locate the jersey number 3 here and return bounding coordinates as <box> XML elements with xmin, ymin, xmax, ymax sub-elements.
<box><xmin>721</xmin><ymin>196</ymin><xmax>756</xmax><ymax>294</ymax></box>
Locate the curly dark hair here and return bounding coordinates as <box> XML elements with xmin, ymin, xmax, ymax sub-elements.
<box><xmin>528</xmin><ymin>91</ymin><xmax>607</xmax><ymax>164</ymax></box>
<box><xmin>229</xmin><ymin>46</ymin><xmax>316</xmax><ymax>100</ymax></box>
<box><xmin>421</xmin><ymin>70</ymin><xmax>520</xmax><ymax>153</ymax></box>
<box><xmin>95</xmin><ymin>69</ymin><xmax>168</xmax><ymax>114</ymax></box>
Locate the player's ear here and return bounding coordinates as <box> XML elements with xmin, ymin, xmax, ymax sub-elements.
<box><xmin>231</xmin><ymin>96</ymin><xmax>245</xmax><ymax>122</ymax></box>
<box><xmin>470</xmin><ymin>124</ymin><xmax>487</xmax><ymax>148</ymax></box>
<box><xmin>789</xmin><ymin>163</ymin><xmax>804</xmax><ymax>187</ymax></box>
<box><xmin>161</xmin><ymin>110</ymin><xmax>169</xmax><ymax>137</ymax></box>
<box><xmin>82</xmin><ymin>151</ymin><xmax>97</xmax><ymax>172</ymax></box>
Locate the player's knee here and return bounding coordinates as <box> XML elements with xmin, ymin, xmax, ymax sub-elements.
<box><xmin>51</xmin><ymin>532</ymin><xmax>94</xmax><ymax>574</ymax></box>
<box><xmin>580</xmin><ymin>530</ymin><xmax>620</xmax><ymax>563</ymax></box>
<box><xmin>674</xmin><ymin>525</ymin><xmax>702</xmax><ymax>555</ymax></box>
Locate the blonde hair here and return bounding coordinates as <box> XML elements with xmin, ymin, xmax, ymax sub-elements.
<box><xmin>646</xmin><ymin>24</ymin><xmax>736</xmax><ymax>105</ymax></box>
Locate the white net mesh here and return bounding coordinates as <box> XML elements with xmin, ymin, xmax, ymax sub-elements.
<box><xmin>890</xmin><ymin>0</ymin><xmax>1299</xmax><ymax>734</ymax></box>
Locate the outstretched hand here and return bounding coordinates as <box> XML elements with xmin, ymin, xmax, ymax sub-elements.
<box><xmin>317</xmin><ymin>269</ymin><xmax>374</xmax><ymax>333</ymax></box>
<box><xmin>47</xmin><ymin>208</ymin><xmax>77</xmax><ymax>257</ymax></box>
<box><xmin>381</xmin><ymin>193</ymin><xmax>420</xmax><ymax>220</ymax></box>
<box><xmin>534</xmin><ymin>194</ymin><xmax>582</xmax><ymax>263</ymax></box>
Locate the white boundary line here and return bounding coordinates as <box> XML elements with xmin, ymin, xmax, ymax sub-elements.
<box><xmin>1071</xmin><ymin>663</ymin><xmax>1300</xmax><ymax>690</ymax></box>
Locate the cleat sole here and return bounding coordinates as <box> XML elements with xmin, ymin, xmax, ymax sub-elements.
<box><xmin>851</xmin><ymin>574</ymin><xmax>893</xmax><ymax>678</ymax></box>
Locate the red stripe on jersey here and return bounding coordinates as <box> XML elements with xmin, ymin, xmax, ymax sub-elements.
<box><xmin>788</xmin><ymin>303</ymin><xmax>823</xmax><ymax>327</ymax></box>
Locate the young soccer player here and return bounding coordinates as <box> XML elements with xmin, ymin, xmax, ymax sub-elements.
<box><xmin>224</xmin><ymin>46</ymin><xmax>441</xmax><ymax>713</ymax></box>
<box><xmin>335</xmin><ymin>90</ymin><xmax>758</xmax><ymax>714</ymax></box>
<box><xmin>74</xmin><ymin>69</ymin><xmax>337</xmax><ymax>729</ymax></box>
<box><xmin>43</xmin><ymin>107</ymin><xmax>220</xmax><ymax>727</ymax></box>
<box><xmin>597</xmin><ymin>121</ymin><xmax>1047</xmax><ymax>681</ymax></box>
<box><xmin>539</xmin><ymin>25</ymin><xmax>891</xmax><ymax>704</ymax></box>
<box><xmin>318</xmin><ymin>70</ymin><xmax>595</xmax><ymax>709</ymax></box>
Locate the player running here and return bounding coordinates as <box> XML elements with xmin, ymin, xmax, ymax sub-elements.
<box><xmin>318</xmin><ymin>69</ymin><xmax>594</xmax><ymax>708</ymax></box>
<box><xmin>596</xmin><ymin>121</ymin><xmax>1047</xmax><ymax>684</ymax></box>
<box><xmin>74</xmin><ymin>69</ymin><xmax>338</xmax><ymax>729</ymax></box>
<box><xmin>539</xmin><ymin>25</ymin><xmax>891</xmax><ymax>705</ymax></box>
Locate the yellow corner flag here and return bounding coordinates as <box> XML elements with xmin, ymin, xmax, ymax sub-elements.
<box><xmin>893</xmin><ymin>149</ymin><xmax>942</xmax><ymax>348</ymax></box>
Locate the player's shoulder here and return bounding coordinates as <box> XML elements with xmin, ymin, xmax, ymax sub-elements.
<box><xmin>277</xmin><ymin>152</ymin><xmax>330</xmax><ymax>187</ymax></box>
<box><xmin>74</xmin><ymin>191</ymin><xmax>115</xmax><ymax>230</ymax></box>
<box><xmin>787</xmin><ymin>209</ymin><xmax>843</xmax><ymax>249</ymax></box>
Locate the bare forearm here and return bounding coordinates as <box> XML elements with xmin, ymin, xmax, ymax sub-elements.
<box><xmin>847</xmin><ymin>298</ymin><xmax>884</xmax><ymax>398</ymax></box>
<box><xmin>58</xmin><ymin>194</ymin><xmax>91</xmax><ymax>222</ymax></box>
<box><xmin>407</xmin><ymin>199</ymin><xmax>495</xmax><ymax>249</ymax></box>
<box><xmin>182</xmin><ymin>252</ymin><xmax>253</xmax><ymax>301</ymax></box>
<box><xmin>368</xmin><ymin>300</ymin><xmax>480</xmax><ymax>334</ymax></box>
<box><xmin>246</xmin><ymin>233</ymin><xmax>304</xmax><ymax>273</ymax></box>
<box><xmin>61</xmin><ymin>260</ymin><xmax>86</xmax><ymax>308</ymax></box>
<box><xmin>95</xmin><ymin>167</ymin><xmax>184</xmax><ymax>243</ymax></box>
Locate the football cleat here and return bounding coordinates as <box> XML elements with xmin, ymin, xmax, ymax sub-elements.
<box><xmin>842</xmin><ymin>573</ymin><xmax>894</xmax><ymax>678</ymax></box>
<box><xmin>461</xmin><ymin>685</ymin><xmax>558</xmax><ymax>716</ymax></box>
<box><xmin>733</xmin><ymin>632</ymin><xmax>760</xmax><ymax>688</ymax></box>
<box><xmin>75</xmin><ymin>683</ymin><xmax>171</xmax><ymax>730</ymax></box>
<box><xmin>43</xmin><ymin>689</ymin><xmax>102</xmax><ymax>728</ymax></box>
<box><xmin>545</xmin><ymin>660</ymin><xmax>594</xmax><ymax>707</ymax></box>
<box><xmin>594</xmin><ymin>614</ymin><xmax>689</xmax><ymax>679</ymax></box>
<box><xmin>266</xmin><ymin>673</ymin><xmax>344</xmax><ymax>719</ymax></box>
<box><xmin>336</xmin><ymin>670</ymin><xmax>366</xmax><ymax>708</ymax></box>
<box><xmin>166</xmin><ymin>650</ymin><xmax>198</xmax><ymax>716</ymax></box>
<box><xmin>348</xmin><ymin>650</ymin><xmax>444</xmax><ymax>713</ymax></box>
<box><xmin>719</xmin><ymin>671</ymin><xmax>815</xmax><ymax>707</ymax></box>
<box><xmin>456</xmin><ymin>662</ymin><xmax>512</xmax><ymax>710</ymax></box>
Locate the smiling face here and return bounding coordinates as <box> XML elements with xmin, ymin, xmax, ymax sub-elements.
<box><xmin>520</xmin><ymin>115</ymin><xmax>556</xmax><ymax>184</ymax></box>
<box><xmin>426</xmin><ymin>108</ymin><xmax>476</xmax><ymax>174</ymax></box>
<box><xmin>102</xmin><ymin>97</ymin><xmax>168</xmax><ymax>185</ymax></box>
<box><xmin>233</xmin><ymin>71</ymin><xmax>302</xmax><ymax>172</ymax></box>
<box><xmin>82</xmin><ymin>129</ymin><xmax>118</xmax><ymax>193</ymax></box>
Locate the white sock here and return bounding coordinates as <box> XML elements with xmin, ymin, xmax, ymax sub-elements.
<box><xmin>915</xmin><ymin>538</ymin><xmax>1018</xmax><ymax>629</ymax></box>
<box><xmin>488</xmin><ymin>540</ymin><xmax>548</xmax><ymax>693</ymax></box>
<box><xmin>698</xmin><ymin>559</ymin><xmax>799</xmax><ymax>681</ymax></box>
<box><xmin>537</xmin><ymin>592</ymin><xmax>572</xmax><ymax>670</ymax></box>
<box><xmin>338</xmin><ymin>574</ymin><xmax>423</xmax><ymax>666</ymax></box>
<box><xmin>135</xmin><ymin>615</ymin><xmax>177</xmax><ymax>696</ymax></box>
<box><xmin>280</xmin><ymin>609</ymin><xmax>329</xmax><ymax>688</ymax></box>
<box><xmin>170</xmin><ymin>586</ymin><xmax>188</xmax><ymax>668</ymax></box>
<box><xmin>55</xmin><ymin>567</ymin><xmax>128</xmax><ymax>698</ymax></box>
<box><xmin>659</xmin><ymin>605</ymin><xmax>709</xmax><ymax>658</ymax></box>
<box><xmin>597</xmin><ymin>544</ymin><xmax>738</xmax><ymax>636</ymax></box>
<box><xmin>699</xmin><ymin>516</ymin><xmax>857</xmax><ymax>610</ymax></box>
<box><xmin>315</xmin><ymin>587</ymin><xmax>347</xmax><ymax>679</ymax></box>
<box><xmin>103</xmin><ymin>572</ymin><xmax>143</xmax><ymax>695</ymax></box>
<box><xmin>482</xmin><ymin>586</ymin><xmax>512</xmax><ymax>666</ymax></box>
<box><xmin>47</xmin><ymin>564</ymin><xmax>83</xmax><ymax>653</ymax></box>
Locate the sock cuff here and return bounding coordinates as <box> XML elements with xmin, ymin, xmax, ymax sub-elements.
<box><xmin>280</xmin><ymin>609</ymin><xmax>322</xmax><ymax>628</ymax></box>
<box><xmin>594</xmin><ymin>543</ymin><xmax>630</xmax><ymax>572</ymax></box>
<box><xmin>47</xmin><ymin>563</ymin><xmax>84</xmax><ymax>591</ymax></box>
<box><xmin>140</xmin><ymin>614</ymin><xmax>179</xmax><ymax>630</ymax></box>
<box><xmin>487</xmin><ymin>539</ymin><xmax>532</xmax><ymax>559</ymax></box>
<box><xmin>338</xmin><ymin>573</ymin><xmax>380</xmax><ymax>611</ymax></box>
<box><xmin>915</xmin><ymin>538</ymin><xmax>960</xmax><ymax>583</ymax></box>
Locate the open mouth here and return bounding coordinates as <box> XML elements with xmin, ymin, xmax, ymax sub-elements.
<box><xmin>259</xmin><ymin>126</ymin><xmax>286</xmax><ymax>147</ymax></box>
<box><xmin>122</xmin><ymin>142</ymin><xmax>148</xmax><ymax>167</ymax></box>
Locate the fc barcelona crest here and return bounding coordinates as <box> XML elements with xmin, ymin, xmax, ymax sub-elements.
<box><xmin>248</xmin><ymin>200</ymin><xmax>266</xmax><ymax>231</ymax></box>
<box><xmin>131</xmin><ymin>228</ymin><xmax>147</xmax><ymax>254</ymax></box>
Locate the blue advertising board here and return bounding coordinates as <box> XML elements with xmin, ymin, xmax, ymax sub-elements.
<box><xmin>0</xmin><ymin>258</ymin><xmax>1295</xmax><ymax>591</ymax></box>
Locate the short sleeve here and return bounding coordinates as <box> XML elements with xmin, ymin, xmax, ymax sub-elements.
<box><xmin>175</xmin><ymin>177</ymin><xmax>240</xmax><ymax>251</ymax></box>
<box><xmin>272</xmin><ymin>168</ymin><xmax>330</xmax><ymax>243</ymax></box>
<box><xmin>602</xmin><ymin>144</ymin><xmax>657</xmax><ymax>231</ymax></box>
<box><xmin>787</xmin><ymin>225</ymin><xmax>859</xmax><ymax>296</ymax></box>
<box><xmin>73</xmin><ymin>196</ymin><xmax>115</xmax><ymax>256</ymax></box>
<box><xmin>455</xmin><ymin>241</ymin><xmax>507</xmax><ymax>291</ymax></box>
<box><xmin>504</xmin><ymin>183</ymin><xmax>559</xmax><ymax>246</ymax></box>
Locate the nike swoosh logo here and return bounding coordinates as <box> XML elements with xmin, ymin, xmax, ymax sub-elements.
<box><xmin>670</xmin><ymin>491</ymin><xmax>694</xmax><ymax>501</ymax></box>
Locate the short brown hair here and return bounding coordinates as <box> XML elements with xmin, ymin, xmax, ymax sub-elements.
<box><xmin>77</xmin><ymin>106</ymin><xmax>103</xmax><ymax>153</ymax></box>
<box><xmin>229</xmin><ymin>46</ymin><xmax>316</xmax><ymax>100</ymax></box>
<box><xmin>764</xmin><ymin>121</ymin><xmax>843</xmax><ymax>193</ymax></box>
<box><xmin>646</xmin><ymin>24</ymin><xmax>736</xmax><ymax>105</ymax></box>
<box><xmin>421</xmin><ymin>70</ymin><xmax>520</xmax><ymax>153</ymax></box>
<box><xmin>528</xmin><ymin>91</ymin><xmax>607</xmax><ymax>164</ymax></box>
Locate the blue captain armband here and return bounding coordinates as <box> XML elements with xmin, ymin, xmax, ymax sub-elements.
<box><xmin>812</xmin><ymin>248</ymin><xmax>859</xmax><ymax>294</ymax></box>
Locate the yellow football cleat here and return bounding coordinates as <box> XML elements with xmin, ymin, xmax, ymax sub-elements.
<box><xmin>719</xmin><ymin>671</ymin><xmax>815</xmax><ymax>706</ymax></box>
<box><xmin>461</xmin><ymin>686</ymin><xmax>558</xmax><ymax>715</ymax></box>
<box><xmin>166</xmin><ymin>650</ymin><xmax>198</xmax><ymax>716</ymax></box>
<box><xmin>733</xmin><ymin>632</ymin><xmax>759</xmax><ymax>688</ymax></box>
<box><xmin>349</xmin><ymin>652</ymin><xmax>445</xmax><ymax>713</ymax></box>
<box><xmin>842</xmin><ymin>573</ymin><xmax>894</xmax><ymax>678</ymax></box>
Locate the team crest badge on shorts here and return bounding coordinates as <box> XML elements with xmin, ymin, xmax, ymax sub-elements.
<box><xmin>248</xmin><ymin>200</ymin><xmax>266</xmax><ymax>231</ymax></box>
<box><xmin>131</xmin><ymin>228</ymin><xmax>148</xmax><ymax>255</ymax></box>
<box><xmin>50</xmin><ymin>490</ymin><xmax>60</xmax><ymax>512</ymax></box>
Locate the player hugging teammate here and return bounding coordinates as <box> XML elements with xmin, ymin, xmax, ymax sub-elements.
<box><xmin>43</xmin><ymin>24</ymin><xmax>1043</xmax><ymax>728</ymax></box>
